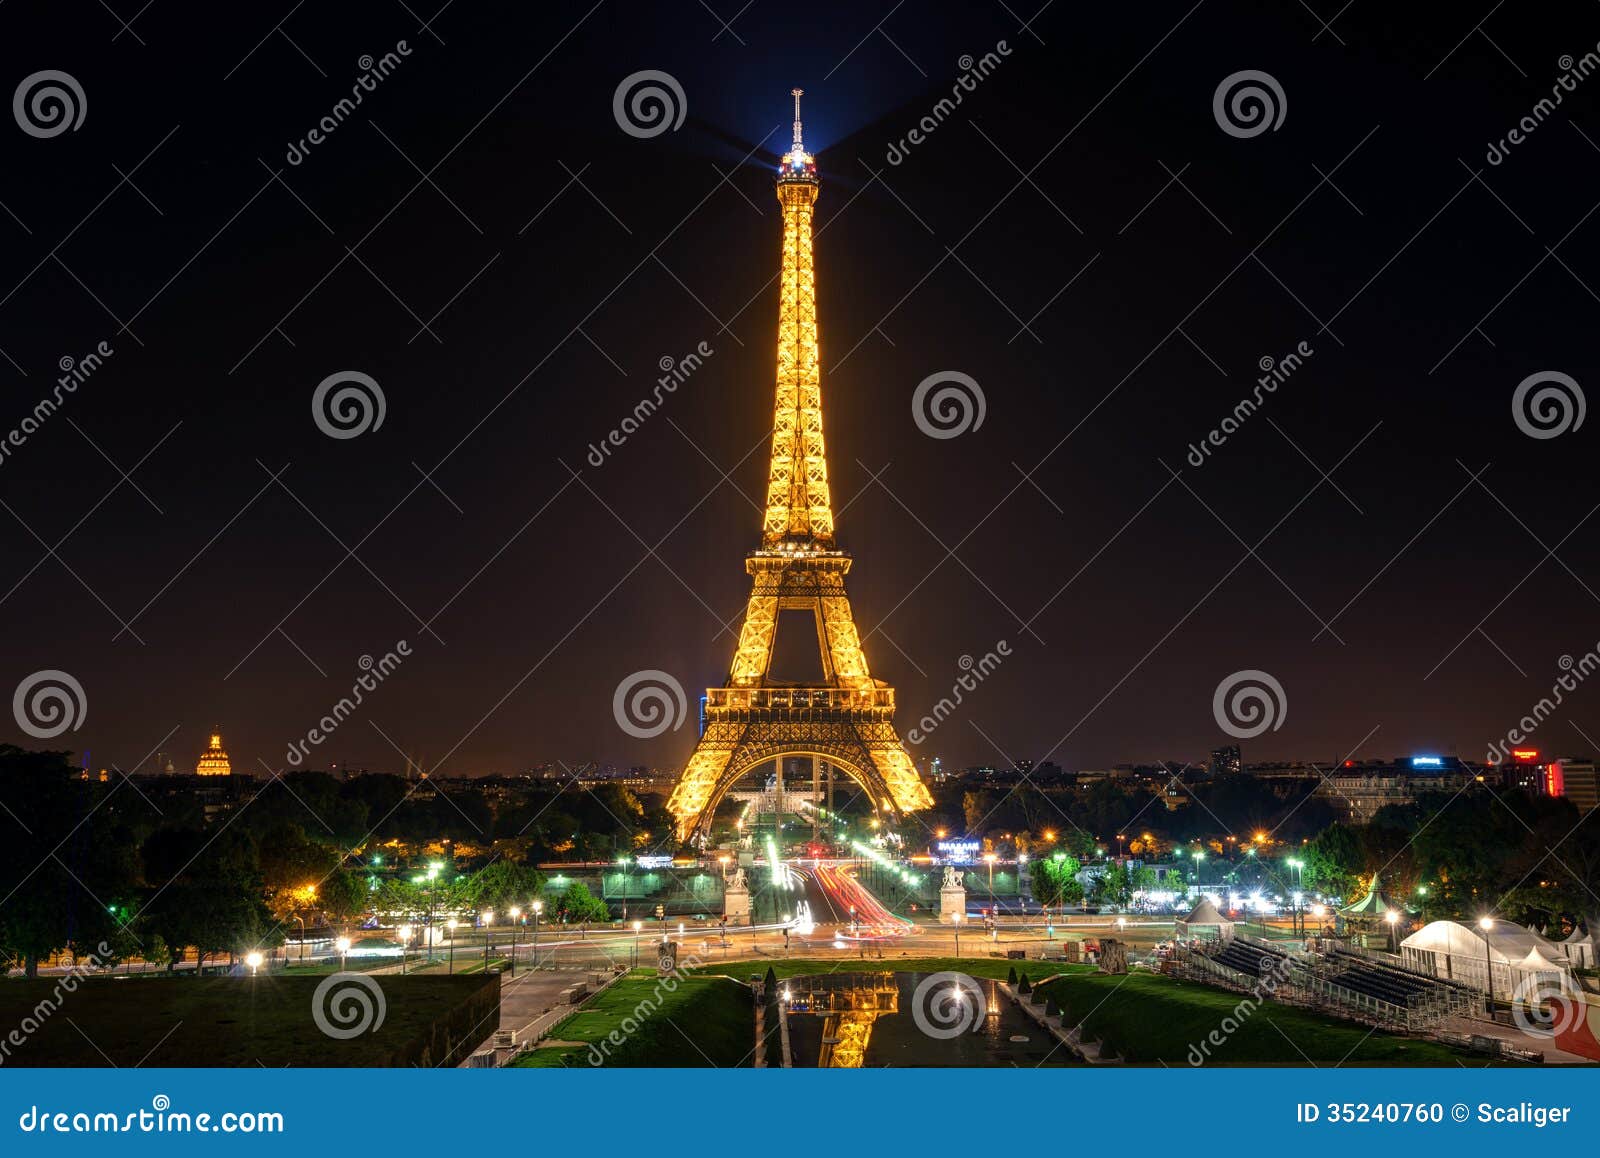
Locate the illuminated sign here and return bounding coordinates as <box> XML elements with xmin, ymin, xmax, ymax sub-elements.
<box><xmin>1411</xmin><ymin>756</ymin><xmax>1442</xmax><ymax>768</ymax></box>
<box><xmin>634</xmin><ymin>855</ymin><xmax>673</xmax><ymax>869</ymax></box>
<box><xmin>1511</xmin><ymin>749</ymin><xmax>1539</xmax><ymax>762</ymax></box>
<box><xmin>936</xmin><ymin>839</ymin><xmax>981</xmax><ymax>863</ymax></box>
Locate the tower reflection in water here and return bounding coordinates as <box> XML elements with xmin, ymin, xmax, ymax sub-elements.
<box><xmin>782</xmin><ymin>973</ymin><xmax>898</xmax><ymax>1068</ymax></box>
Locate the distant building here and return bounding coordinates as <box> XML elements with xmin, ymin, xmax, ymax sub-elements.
<box><xmin>1314</xmin><ymin>756</ymin><xmax>1478</xmax><ymax>824</ymax></box>
<box><xmin>1556</xmin><ymin>759</ymin><xmax>1598</xmax><ymax>813</ymax></box>
<box><xmin>1209</xmin><ymin>745</ymin><xmax>1241</xmax><ymax>777</ymax></box>
<box><xmin>195</xmin><ymin>731</ymin><xmax>232</xmax><ymax>777</ymax></box>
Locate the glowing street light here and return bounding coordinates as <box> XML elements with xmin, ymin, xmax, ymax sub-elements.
<box><xmin>446</xmin><ymin>918</ymin><xmax>458</xmax><ymax>974</ymax></box>
<box><xmin>335</xmin><ymin>936</ymin><xmax>351</xmax><ymax>971</ymax></box>
<box><xmin>481</xmin><ymin>911</ymin><xmax>494</xmax><ymax>969</ymax></box>
<box><xmin>1384</xmin><ymin>908</ymin><xmax>1400</xmax><ymax>953</ymax></box>
<box><xmin>398</xmin><ymin>924</ymin><xmax>413</xmax><ymax>975</ymax></box>
<box><xmin>532</xmin><ymin>900</ymin><xmax>544</xmax><ymax>969</ymax></box>
<box><xmin>245</xmin><ymin>950</ymin><xmax>263</xmax><ymax>977</ymax></box>
<box><xmin>1479</xmin><ymin>916</ymin><xmax>1496</xmax><ymax>1013</ymax></box>
<box><xmin>632</xmin><ymin>919</ymin><xmax>643</xmax><ymax>969</ymax></box>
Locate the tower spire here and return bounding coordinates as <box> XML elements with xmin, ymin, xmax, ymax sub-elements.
<box><xmin>765</xmin><ymin>88</ymin><xmax>829</xmax><ymax>547</ymax></box>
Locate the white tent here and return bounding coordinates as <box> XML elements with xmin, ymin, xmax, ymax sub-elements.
<box><xmin>1399</xmin><ymin>919</ymin><xmax>1572</xmax><ymax>996</ymax></box>
<box><xmin>1175</xmin><ymin>896</ymin><xmax>1234</xmax><ymax>943</ymax></box>
<box><xmin>1560</xmin><ymin>927</ymin><xmax>1595</xmax><ymax>970</ymax></box>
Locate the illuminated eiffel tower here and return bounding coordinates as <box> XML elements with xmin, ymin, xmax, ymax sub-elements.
<box><xmin>666</xmin><ymin>91</ymin><xmax>934</xmax><ymax>842</ymax></box>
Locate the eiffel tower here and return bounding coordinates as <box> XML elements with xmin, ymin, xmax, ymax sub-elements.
<box><xmin>667</xmin><ymin>91</ymin><xmax>934</xmax><ymax>842</ymax></box>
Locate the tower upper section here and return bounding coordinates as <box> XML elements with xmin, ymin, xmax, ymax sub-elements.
<box><xmin>762</xmin><ymin>88</ymin><xmax>834</xmax><ymax>549</ymax></box>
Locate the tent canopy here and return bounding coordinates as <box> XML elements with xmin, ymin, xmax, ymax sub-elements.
<box><xmin>1399</xmin><ymin>919</ymin><xmax>1570</xmax><ymax>968</ymax></box>
<box><xmin>1177</xmin><ymin>896</ymin><xmax>1232</xmax><ymax>928</ymax></box>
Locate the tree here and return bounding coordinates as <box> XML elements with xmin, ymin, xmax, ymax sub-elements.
<box><xmin>461</xmin><ymin>859</ymin><xmax>546</xmax><ymax>914</ymax></box>
<box><xmin>1032</xmin><ymin>854</ymin><xmax>1083</xmax><ymax>910</ymax></box>
<box><xmin>319</xmin><ymin>870</ymin><xmax>371</xmax><ymax>927</ymax></box>
<box><xmin>557</xmin><ymin>881</ymin><xmax>608</xmax><ymax>924</ymax></box>
<box><xmin>1098</xmin><ymin>864</ymin><xmax>1131</xmax><ymax>908</ymax></box>
<box><xmin>0</xmin><ymin>747</ymin><xmax>127</xmax><ymax>976</ymax></box>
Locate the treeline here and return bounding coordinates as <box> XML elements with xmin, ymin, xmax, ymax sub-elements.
<box><xmin>0</xmin><ymin>746</ymin><xmax>619</xmax><ymax>977</ymax></box>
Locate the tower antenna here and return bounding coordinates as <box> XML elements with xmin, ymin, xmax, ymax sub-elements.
<box><xmin>791</xmin><ymin>87</ymin><xmax>804</xmax><ymax>154</ymax></box>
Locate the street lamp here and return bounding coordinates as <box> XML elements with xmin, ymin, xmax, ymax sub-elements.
<box><xmin>481</xmin><ymin>911</ymin><xmax>494</xmax><ymax>969</ymax></box>
<box><xmin>532</xmin><ymin>900</ymin><xmax>543</xmax><ymax>969</ymax></box>
<box><xmin>509</xmin><ymin>907</ymin><xmax>522</xmax><ymax>976</ymax></box>
<box><xmin>292</xmin><ymin>915</ymin><xmax>306</xmax><ymax>965</ymax></box>
<box><xmin>245</xmin><ymin>950</ymin><xmax>263</xmax><ymax>977</ymax></box>
<box><xmin>446</xmin><ymin>919</ymin><xmax>458</xmax><ymax>974</ymax></box>
<box><xmin>335</xmin><ymin>936</ymin><xmax>350</xmax><ymax>971</ymax></box>
<box><xmin>632</xmin><ymin>919</ymin><xmax>642</xmax><ymax>969</ymax></box>
<box><xmin>1311</xmin><ymin>903</ymin><xmax>1327</xmax><ymax>938</ymax></box>
<box><xmin>1479</xmin><ymin>916</ymin><xmax>1496</xmax><ymax>1015</ymax></box>
<box><xmin>1384</xmin><ymin>909</ymin><xmax>1399</xmax><ymax>954</ymax></box>
<box><xmin>617</xmin><ymin>855</ymin><xmax>631</xmax><ymax>921</ymax></box>
<box><xmin>398</xmin><ymin>924</ymin><xmax>412</xmax><ymax>975</ymax></box>
<box><xmin>1286</xmin><ymin>858</ymin><xmax>1304</xmax><ymax>934</ymax></box>
<box><xmin>952</xmin><ymin>911</ymin><xmax>962</xmax><ymax>959</ymax></box>
<box><xmin>984</xmin><ymin>852</ymin><xmax>997</xmax><ymax>894</ymax></box>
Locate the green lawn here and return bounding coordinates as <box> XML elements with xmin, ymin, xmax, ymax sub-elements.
<box><xmin>1032</xmin><ymin>971</ymin><xmax>1482</xmax><ymax>1066</ymax></box>
<box><xmin>512</xmin><ymin>970</ymin><xmax>753</xmax><ymax>1068</ymax></box>
<box><xmin>0</xmin><ymin>974</ymin><xmax>497</xmax><ymax>1066</ymax></box>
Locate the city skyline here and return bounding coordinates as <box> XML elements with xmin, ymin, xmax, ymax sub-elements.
<box><xmin>4</xmin><ymin>5</ymin><xmax>1599</xmax><ymax>787</ymax></box>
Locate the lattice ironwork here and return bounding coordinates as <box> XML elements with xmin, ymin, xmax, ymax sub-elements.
<box><xmin>666</xmin><ymin>93</ymin><xmax>933</xmax><ymax>841</ymax></box>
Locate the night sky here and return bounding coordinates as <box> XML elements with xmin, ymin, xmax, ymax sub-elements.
<box><xmin>2</xmin><ymin>1</ymin><xmax>1599</xmax><ymax>779</ymax></box>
